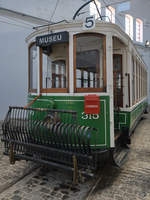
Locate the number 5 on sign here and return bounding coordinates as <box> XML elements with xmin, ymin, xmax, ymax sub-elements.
<box><xmin>83</xmin><ymin>16</ymin><xmax>95</xmax><ymax>30</ymax></box>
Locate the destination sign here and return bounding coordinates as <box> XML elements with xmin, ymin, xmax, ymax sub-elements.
<box><xmin>36</xmin><ymin>31</ymin><xmax>69</xmax><ymax>47</ymax></box>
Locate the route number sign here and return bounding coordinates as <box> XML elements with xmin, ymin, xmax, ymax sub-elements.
<box><xmin>83</xmin><ymin>16</ymin><xmax>95</xmax><ymax>30</ymax></box>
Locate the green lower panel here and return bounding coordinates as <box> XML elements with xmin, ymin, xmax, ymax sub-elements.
<box><xmin>28</xmin><ymin>95</ymin><xmax>110</xmax><ymax>148</ymax></box>
<box><xmin>114</xmin><ymin>111</ymin><xmax>130</xmax><ymax>130</ymax></box>
<box><xmin>130</xmin><ymin>101</ymin><xmax>148</xmax><ymax>128</ymax></box>
<box><xmin>114</xmin><ymin>100</ymin><xmax>148</xmax><ymax>131</ymax></box>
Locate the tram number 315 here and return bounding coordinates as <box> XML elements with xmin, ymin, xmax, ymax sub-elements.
<box><xmin>81</xmin><ymin>112</ymin><xmax>99</xmax><ymax>120</ymax></box>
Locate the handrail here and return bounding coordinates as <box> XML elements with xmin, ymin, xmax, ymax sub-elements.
<box><xmin>24</xmin><ymin>94</ymin><xmax>41</xmax><ymax>109</ymax></box>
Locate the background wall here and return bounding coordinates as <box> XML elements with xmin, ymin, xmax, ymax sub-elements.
<box><xmin>0</xmin><ymin>25</ymin><xmax>29</xmax><ymax>119</ymax></box>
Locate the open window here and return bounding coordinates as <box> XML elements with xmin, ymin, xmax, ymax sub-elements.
<box><xmin>40</xmin><ymin>43</ymin><xmax>69</xmax><ymax>93</ymax></box>
<box><xmin>74</xmin><ymin>33</ymin><xmax>106</xmax><ymax>93</ymax></box>
<box><xmin>28</xmin><ymin>43</ymin><xmax>37</xmax><ymax>93</ymax></box>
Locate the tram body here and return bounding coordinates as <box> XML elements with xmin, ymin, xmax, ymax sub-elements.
<box><xmin>2</xmin><ymin>20</ymin><xmax>148</xmax><ymax>171</ymax></box>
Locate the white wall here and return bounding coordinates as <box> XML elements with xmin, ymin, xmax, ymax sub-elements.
<box><xmin>0</xmin><ymin>23</ymin><xmax>30</xmax><ymax>119</ymax></box>
<box><xmin>1</xmin><ymin>0</ymin><xmax>87</xmax><ymax>22</ymax></box>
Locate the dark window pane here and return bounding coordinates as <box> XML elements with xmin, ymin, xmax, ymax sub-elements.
<box><xmin>76</xmin><ymin>34</ymin><xmax>105</xmax><ymax>89</ymax></box>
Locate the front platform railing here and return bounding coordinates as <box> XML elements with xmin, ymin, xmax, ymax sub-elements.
<box><xmin>2</xmin><ymin>107</ymin><xmax>99</xmax><ymax>171</ymax></box>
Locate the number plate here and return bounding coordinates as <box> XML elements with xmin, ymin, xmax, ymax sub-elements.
<box><xmin>83</xmin><ymin>16</ymin><xmax>95</xmax><ymax>30</ymax></box>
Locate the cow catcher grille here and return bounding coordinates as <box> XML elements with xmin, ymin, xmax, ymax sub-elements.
<box><xmin>1</xmin><ymin>107</ymin><xmax>103</xmax><ymax>171</ymax></box>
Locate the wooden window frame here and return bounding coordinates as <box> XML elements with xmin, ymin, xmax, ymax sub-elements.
<box><xmin>73</xmin><ymin>33</ymin><xmax>106</xmax><ymax>93</ymax></box>
<box><xmin>28</xmin><ymin>42</ymin><xmax>37</xmax><ymax>93</ymax></box>
<box><xmin>40</xmin><ymin>43</ymin><xmax>69</xmax><ymax>93</ymax></box>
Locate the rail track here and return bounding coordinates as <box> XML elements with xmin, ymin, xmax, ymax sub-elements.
<box><xmin>0</xmin><ymin>142</ymin><xmax>145</xmax><ymax>200</ymax></box>
<box><xmin>85</xmin><ymin>147</ymin><xmax>130</xmax><ymax>200</ymax></box>
<box><xmin>0</xmin><ymin>163</ymin><xmax>39</xmax><ymax>195</ymax></box>
<box><xmin>0</xmin><ymin>161</ymin><xmax>95</xmax><ymax>200</ymax></box>
<box><xmin>0</xmin><ymin>154</ymin><xmax>127</xmax><ymax>200</ymax></box>
<box><xmin>0</xmin><ymin>121</ymin><xmax>99</xmax><ymax>199</ymax></box>
<box><xmin>0</xmin><ymin>120</ymin><xmax>128</xmax><ymax>200</ymax></box>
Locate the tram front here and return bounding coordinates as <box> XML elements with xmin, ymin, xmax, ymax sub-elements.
<box><xmin>2</xmin><ymin>21</ymin><xmax>115</xmax><ymax>171</ymax></box>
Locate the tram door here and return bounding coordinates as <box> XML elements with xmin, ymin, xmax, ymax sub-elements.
<box><xmin>113</xmin><ymin>54</ymin><xmax>123</xmax><ymax>108</ymax></box>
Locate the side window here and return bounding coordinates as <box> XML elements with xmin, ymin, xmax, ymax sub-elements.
<box><xmin>74</xmin><ymin>33</ymin><xmax>106</xmax><ymax>93</ymax></box>
<box><xmin>40</xmin><ymin>43</ymin><xmax>68</xmax><ymax>93</ymax></box>
<box><xmin>29</xmin><ymin>43</ymin><xmax>37</xmax><ymax>93</ymax></box>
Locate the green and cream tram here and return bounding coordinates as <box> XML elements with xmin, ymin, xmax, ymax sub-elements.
<box><xmin>2</xmin><ymin>19</ymin><xmax>148</xmax><ymax>171</ymax></box>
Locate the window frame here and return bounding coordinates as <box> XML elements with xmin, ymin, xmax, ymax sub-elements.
<box><xmin>106</xmin><ymin>6</ymin><xmax>115</xmax><ymax>23</ymax></box>
<box><xmin>39</xmin><ymin>43</ymin><xmax>69</xmax><ymax>93</ymax></box>
<box><xmin>136</xmin><ymin>18</ymin><xmax>143</xmax><ymax>43</ymax></box>
<box><xmin>28</xmin><ymin>42</ymin><xmax>38</xmax><ymax>93</ymax></box>
<box><xmin>73</xmin><ymin>33</ymin><xmax>106</xmax><ymax>93</ymax></box>
<box><xmin>113</xmin><ymin>54</ymin><xmax>123</xmax><ymax>107</ymax></box>
<box><xmin>125</xmin><ymin>14</ymin><xmax>133</xmax><ymax>40</ymax></box>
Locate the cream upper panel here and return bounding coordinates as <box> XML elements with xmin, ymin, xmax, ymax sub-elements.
<box><xmin>26</xmin><ymin>20</ymin><xmax>147</xmax><ymax>70</ymax></box>
<box><xmin>26</xmin><ymin>21</ymin><xmax>128</xmax><ymax>44</ymax></box>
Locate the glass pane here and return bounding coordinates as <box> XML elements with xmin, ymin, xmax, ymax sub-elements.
<box><xmin>116</xmin><ymin>72</ymin><xmax>121</xmax><ymax>89</ymax></box>
<box><xmin>42</xmin><ymin>43</ymin><xmax>67</xmax><ymax>89</ymax></box>
<box><xmin>76</xmin><ymin>34</ymin><xmax>104</xmax><ymax>89</ymax></box>
<box><xmin>114</xmin><ymin>56</ymin><xmax>121</xmax><ymax>71</ymax></box>
<box><xmin>29</xmin><ymin>44</ymin><xmax>37</xmax><ymax>90</ymax></box>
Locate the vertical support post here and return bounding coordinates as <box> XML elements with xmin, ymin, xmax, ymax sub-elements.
<box><xmin>9</xmin><ymin>143</ymin><xmax>15</xmax><ymax>165</ymax></box>
<box><xmin>127</xmin><ymin>73</ymin><xmax>131</xmax><ymax>107</ymax></box>
<box><xmin>70</xmin><ymin>32</ymin><xmax>74</xmax><ymax>94</ymax></box>
<box><xmin>106</xmin><ymin>33</ymin><xmax>115</xmax><ymax>148</ymax></box>
<box><xmin>126</xmin><ymin>45</ymin><xmax>132</xmax><ymax>107</ymax></box>
<box><xmin>73</xmin><ymin>155</ymin><xmax>78</xmax><ymax>185</ymax></box>
<box><xmin>37</xmin><ymin>46</ymin><xmax>40</xmax><ymax>95</ymax></box>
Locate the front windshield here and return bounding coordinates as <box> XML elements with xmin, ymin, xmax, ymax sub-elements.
<box><xmin>74</xmin><ymin>33</ymin><xmax>106</xmax><ymax>92</ymax></box>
